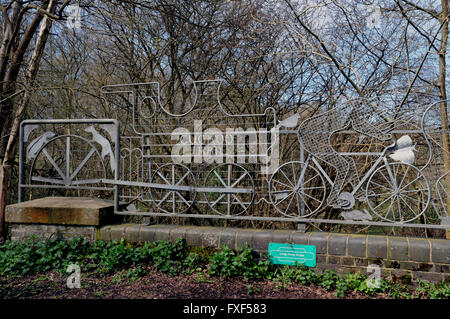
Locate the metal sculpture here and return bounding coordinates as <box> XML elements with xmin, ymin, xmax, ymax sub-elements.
<box><xmin>99</xmin><ymin>79</ymin><xmax>276</xmax><ymax>217</ymax></box>
<box><xmin>18</xmin><ymin>119</ymin><xmax>120</xmax><ymax>208</ymax></box>
<box><xmin>272</xmin><ymin>133</ymin><xmax>431</xmax><ymax>223</ymax></box>
<box><xmin>296</xmin><ymin>98</ymin><xmax>393</xmax><ymax>208</ymax></box>
<box><xmin>17</xmin><ymin>82</ymin><xmax>450</xmax><ymax>230</ymax></box>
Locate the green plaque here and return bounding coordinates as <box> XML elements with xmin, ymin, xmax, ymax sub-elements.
<box><xmin>268</xmin><ymin>243</ymin><xmax>316</xmax><ymax>267</ymax></box>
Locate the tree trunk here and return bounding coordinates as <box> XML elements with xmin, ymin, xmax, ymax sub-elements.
<box><xmin>0</xmin><ymin>6</ymin><xmax>46</xmax><ymax>158</ymax></box>
<box><xmin>438</xmin><ymin>0</ymin><xmax>450</xmax><ymax>238</ymax></box>
<box><xmin>0</xmin><ymin>2</ymin><xmax>22</xmax><ymax>83</ymax></box>
<box><xmin>0</xmin><ymin>0</ymin><xmax>56</xmax><ymax>239</ymax></box>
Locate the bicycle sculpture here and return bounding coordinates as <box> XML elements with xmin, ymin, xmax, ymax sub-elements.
<box><xmin>18</xmin><ymin>80</ymin><xmax>449</xmax><ymax>230</ymax></box>
<box><xmin>270</xmin><ymin>98</ymin><xmax>430</xmax><ymax>223</ymax></box>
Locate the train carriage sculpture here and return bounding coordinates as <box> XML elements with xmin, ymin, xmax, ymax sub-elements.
<box><xmin>17</xmin><ymin>81</ymin><xmax>450</xmax><ymax>230</ymax></box>
<box><xmin>100</xmin><ymin>79</ymin><xmax>279</xmax><ymax>218</ymax></box>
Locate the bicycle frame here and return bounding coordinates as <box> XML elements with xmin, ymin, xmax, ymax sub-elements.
<box><xmin>298</xmin><ymin>142</ymin><xmax>398</xmax><ymax>199</ymax></box>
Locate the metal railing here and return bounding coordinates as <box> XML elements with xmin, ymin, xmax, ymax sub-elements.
<box><xmin>17</xmin><ymin>84</ymin><xmax>450</xmax><ymax>230</ymax></box>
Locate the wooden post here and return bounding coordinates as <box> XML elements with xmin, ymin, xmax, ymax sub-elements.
<box><xmin>438</xmin><ymin>0</ymin><xmax>449</xmax><ymax>239</ymax></box>
<box><xmin>440</xmin><ymin>100</ymin><xmax>450</xmax><ymax>239</ymax></box>
<box><xmin>0</xmin><ymin>163</ymin><xmax>10</xmax><ymax>239</ymax></box>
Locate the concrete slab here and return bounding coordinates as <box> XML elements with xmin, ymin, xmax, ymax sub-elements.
<box><xmin>5</xmin><ymin>197</ymin><xmax>118</xmax><ymax>226</ymax></box>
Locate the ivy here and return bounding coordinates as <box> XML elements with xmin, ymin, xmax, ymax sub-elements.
<box><xmin>0</xmin><ymin>237</ymin><xmax>448</xmax><ymax>299</ymax></box>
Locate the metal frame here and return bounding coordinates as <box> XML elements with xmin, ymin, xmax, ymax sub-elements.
<box><xmin>271</xmin><ymin>141</ymin><xmax>431</xmax><ymax>223</ymax></box>
<box><xmin>18</xmin><ymin>86</ymin><xmax>450</xmax><ymax>230</ymax></box>
<box><xmin>19</xmin><ymin>119</ymin><xmax>120</xmax><ymax>211</ymax></box>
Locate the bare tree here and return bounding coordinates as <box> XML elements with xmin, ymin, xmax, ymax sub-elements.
<box><xmin>0</xmin><ymin>0</ymin><xmax>71</xmax><ymax>238</ymax></box>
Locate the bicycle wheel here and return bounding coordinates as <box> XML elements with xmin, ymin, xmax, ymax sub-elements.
<box><xmin>366</xmin><ymin>162</ymin><xmax>430</xmax><ymax>223</ymax></box>
<box><xmin>269</xmin><ymin>161</ymin><xmax>326</xmax><ymax>217</ymax></box>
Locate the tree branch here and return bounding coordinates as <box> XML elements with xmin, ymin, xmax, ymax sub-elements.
<box><xmin>400</xmin><ymin>0</ymin><xmax>440</xmax><ymax>19</ymax></box>
<box><xmin>283</xmin><ymin>0</ymin><xmax>364</xmax><ymax>97</ymax></box>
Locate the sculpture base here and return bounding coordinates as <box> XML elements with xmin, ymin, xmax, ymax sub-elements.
<box><xmin>5</xmin><ymin>197</ymin><xmax>121</xmax><ymax>242</ymax></box>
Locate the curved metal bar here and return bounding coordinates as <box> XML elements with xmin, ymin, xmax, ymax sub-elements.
<box><xmin>435</xmin><ymin>171</ymin><xmax>449</xmax><ymax>219</ymax></box>
<box><xmin>29</xmin><ymin>134</ymin><xmax>107</xmax><ymax>187</ymax></box>
<box><xmin>420</xmin><ymin>99</ymin><xmax>450</xmax><ymax>171</ymax></box>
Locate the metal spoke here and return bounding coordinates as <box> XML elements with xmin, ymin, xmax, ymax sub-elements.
<box><xmin>172</xmin><ymin>164</ymin><xmax>175</xmax><ymax>185</ymax></box>
<box><xmin>398</xmin><ymin>165</ymin><xmax>410</xmax><ymax>189</ymax></box>
<box><xmin>272</xmin><ymin>190</ymin><xmax>294</xmax><ymax>194</ymax></box>
<box><xmin>70</xmin><ymin>148</ymin><xmax>96</xmax><ymax>181</ymax></box>
<box><xmin>214</xmin><ymin>170</ymin><xmax>228</xmax><ymax>188</ymax></box>
<box><xmin>384</xmin><ymin>197</ymin><xmax>396</xmax><ymax>220</ymax></box>
<box><xmin>400</xmin><ymin>193</ymin><xmax>427</xmax><ymax>206</ymax></box>
<box><xmin>301</xmin><ymin>196</ymin><xmax>314</xmax><ymax>215</ymax></box>
<box><xmin>275</xmin><ymin>191</ymin><xmax>294</xmax><ymax>205</ymax></box>
<box><xmin>280</xmin><ymin>168</ymin><xmax>294</xmax><ymax>187</ymax></box>
<box><xmin>230</xmin><ymin>171</ymin><xmax>249</xmax><ymax>188</ymax></box>
<box><xmin>379</xmin><ymin>170</ymin><xmax>393</xmax><ymax>189</ymax></box>
<box><xmin>272</xmin><ymin>178</ymin><xmax>293</xmax><ymax>189</ymax></box>
<box><xmin>369</xmin><ymin>180</ymin><xmax>392</xmax><ymax>191</ymax></box>
<box><xmin>392</xmin><ymin>163</ymin><xmax>398</xmax><ymax>181</ymax></box>
<box><xmin>301</xmin><ymin>173</ymin><xmax>320</xmax><ymax>188</ymax></box>
<box><xmin>172</xmin><ymin>191</ymin><xmax>176</xmax><ymax>214</ymax></box>
<box><xmin>156</xmin><ymin>171</ymin><xmax>171</xmax><ymax>185</ymax></box>
<box><xmin>291</xmin><ymin>162</ymin><xmax>297</xmax><ymax>186</ymax></box>
<box><xmin>399</xmin><ymin>196</ymin><xmax>419</xmax><ymax>217</ymax></box>
<box><xmin>296</xmin><ymin>189</ymin><xmax>322</xmax><ymax>203</ymax></box>
<box><xmin>299</xmin><ymin>185</ymin><xmax>325</xmax><ymax>190</ymax></box>
<box><xmin>400</xmin><ymin>173</ymin><xmax>422</xmax><ymax>191</ymax></box>
<box><xmin>42</xmin><ymin>148</ymin><xmax>65</xmax><ymax>180</ymax></box>
<box><xmin>397</xmin><ymin>197</ymin><xmax>402</xmax><ymax>222</ymax></box>
<box><xmin>284</xmin><ymin>189</ymin><xmax>296</xmax><ymax>214</ymax></box>
<box><xmin>175</xmin><ymin>191</ymin><xmax>191</xmax><ymax>206</ymax></box>
<box><xmin>177</xmin><ymin>170</ymin><xmax>191</xmax><ymax>185</ymax></box>
<box><xmin>402</xmin><ymin>188</ymin><xmax>429</xmax><ymax>193</ymax></box>
<box><xmin>231</xmin><ymin>194</ymin><xmax>248</xmax><ymax>210</ymax></box>
<box><xmin>373</xmin><ymin>194</ymin><xmax>395</xmax><ymax>210</ymax></box>
<box><xmin>367</xmin><ymin>191</ymin><xmax>392</xmax><ymax>197</ymax></box>
<box><xmin>211</xmin><ymin>193</ymin><xmax>226</xmax><ymax>208</ymax></box>
<box><xmin>156</xmin><ymin>191</ymin><xmax>172</xmax><ymax>207</ymax></box>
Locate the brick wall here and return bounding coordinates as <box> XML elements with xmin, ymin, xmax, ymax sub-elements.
<box><xmin>98</xmin><ymin>224</ymin><xmax>450</xmax><ymax>283</ymax></box>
